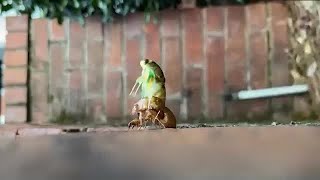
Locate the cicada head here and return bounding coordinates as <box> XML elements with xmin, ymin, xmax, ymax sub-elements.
<box><xmin>140</xmin><ymin>58</ymin><xmax>153</xmax><ymax>69</ymax></box>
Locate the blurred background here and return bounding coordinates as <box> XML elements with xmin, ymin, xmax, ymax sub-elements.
<box><xmin>2</xmin><ymin>2</ymin><xmax>320</xmax><ymax>179</ymax></box>
<box><xmin>1</xmin><ymin>0</ymin><xmax>318</xmax><ymax>126</ymax></box>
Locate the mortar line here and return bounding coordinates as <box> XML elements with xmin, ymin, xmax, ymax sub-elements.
<box><xmin>65</xmin><ymin>19</ymin><xmax>70</xmax><ymax>108</ymax></box>
<box><xmin>180</xmin><ymin>10</ymin><xmax>188</xmax><ymax>121</ymax></box>
<box><xmin>48</xmin><ymin>20</ymin><xmax>53</xmax><ymax>41</ymax></box>
<box><xmin>159</xmin><ymin>13</ymin><xmax>164</xmax><ymax>70</ymax></box>
<box><xmin>84</xmin><ymin>20</ymin><xmax>89</xmax><ymax>115</ymax></box>
<box><xmin>122</xmin><ymin>17</ymin><xmax>127</xmax><ymax>122</ymax></box>
<box><xmin>223</xmin><ymin>6</ymin><xmax>228</xmax><ymax>119</ymax></box>
<box><xmin>26</xmin><ymin>14</ymin><xmax>32</xmax><ymax>122</ymax></box>
<box><xmin>102</xmin><ymin>21</ymin><xmax>107</xmax><ymax>122</ymax></box>
<box><xmin>159</xmin><ymin>13</ymin><xmax>168</xmax><ymax>81</ymax></box>
<box><xmin>266</xmin><ymin>2</ymin><xmax>273</xmax><ymax>115</ymax></box>
<box><xmin>142</xmin><ymin>17</ymin><xmax>146</xmax><ymax>59</ymax></box>
<box><xmin>202</xmin><ymin>8</ymin><xmax>208</xmax><ymax>118</ymax></box>
<box><xmin>47</xmin><ymin>20</ymin><xmax>53</xmax><ymax>121</ymax></box>
<box><xmin>245</xmin><ymin>5</ymin><xmax>252</xmax><ymax>90</ymax></box>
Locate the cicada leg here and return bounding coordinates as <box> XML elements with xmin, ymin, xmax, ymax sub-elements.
<box><xmin>147</xmin><ymin>97</ymin><xmax>151</xmax><ymax>109</ymax></box>
<box><xmin>153</xmin><ymin>111</ymin><xmax>165</xmax><ymax>129</ymax></box>
<box><xmin>158</xmin><ymin>119</ymin><xmax>166</xmax><ymax>129</ymax></box>
<box><xmin>153</xmin><ymin>110</ymin><xmax>160</xmax><ymax>122</ymax></box>
<box><xmin>133</xmin><ymin>83</ymin><xmax>141</xmax><ymax>97</ymax></box>
<box><xmin>129</xmin><ymin>82</ymin><xmax>137</xmax><ymax>96</ymax></box>
<box><xmin>130</xmin><ymin>76</ymin><xmax>143</xmax><ymax>96</ymax></box>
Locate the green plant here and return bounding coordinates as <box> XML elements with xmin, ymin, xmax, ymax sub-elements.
<box><xmin>0</xmin><ymin>0</ymin><xmax>181</xmax><ymax>24</ymax></box>
<box><xmin>197</xmin><ymin>0</ymin><xmax>248</xmax><ymax>7</ymax></box>
<box><xmin>0</xmin><ymin>0</ymin><xmax>249</xmax><ymax>24</ymax></box>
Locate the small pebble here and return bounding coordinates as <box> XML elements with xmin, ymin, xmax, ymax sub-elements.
<box><xmin>290</xmin><ymin>121</ymin><xmax>297</xmax><ymax>125</ymax></box>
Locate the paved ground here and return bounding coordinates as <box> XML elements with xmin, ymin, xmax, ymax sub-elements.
<box><xmin>1</xmin><ymin>124</ymin><xmax>320</xmax><ymax>180</ymax></box>
<box><xmin>1</xmin><ymin>121</ymin><xmax>319</xmax><ymax>138</ymax></box>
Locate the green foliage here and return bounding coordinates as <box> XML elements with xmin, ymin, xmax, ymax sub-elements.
<box><xmin>0</xmin><ymin>0</ymin><xmax>249</xmax><ymax>24</ymax></box>
<box><xmin>0</xmin><ymin>0</ymin><xmax>181</xmax><ymax>24</ymax></box>
<box><xmin>197</xmin><ymin>0</ymin><xmax>249</xmax><ymax>7</ymax></box>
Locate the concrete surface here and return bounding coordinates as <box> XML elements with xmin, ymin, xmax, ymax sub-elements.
<box><xmin>1</xmin><ymin>127</ymin><xmax>320</xmax><ymax>180</ymax></box>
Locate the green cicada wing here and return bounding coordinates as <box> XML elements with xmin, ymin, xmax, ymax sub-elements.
<box><xmin>140</xmin><ymin>67</ymin><xmax>155</xmax><ymax>98</ymax></box>
<box><xmin>141</xmin><ymin>82</ymin><xmax>148</xmax><ymax>98</ymax></box>
<box><xmin>146</xmin><ymin>62</ymin><xmax>165</xmax><ymax>83</ymax></box>
<box><xmin>151</xmin><ymin>82</ymin><xmax>165</xmax><ymax>99</ymax></box>
<box><xmin>140</xmin><ymin>61</ymin><xmax>166</xmax><ymax>100</ymax></box>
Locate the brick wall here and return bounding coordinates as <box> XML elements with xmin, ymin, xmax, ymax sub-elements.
<box><xmin>4</xmin><ymin>1</ymin><xmax>291</xmax><ymax>125</ymax></box>
<box><xmin>4</xmin><ymin>15</ymin><xmax>28</xmax><ymax>123</ymax></box>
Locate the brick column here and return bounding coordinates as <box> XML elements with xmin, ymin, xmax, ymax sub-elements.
<box><xmin>161</xmin><ymin>9</ymin><xmax>183</xmax><ymax>120</ymax></box>
<box><xmin>268</xmin><ymin>2</ymin><xmax>291</xmax><ymax>121</ymax></box>
<box><xmin>3</xmin><ymin>15</ymin><xmax>28</xmax><ymax>123</ymax></box>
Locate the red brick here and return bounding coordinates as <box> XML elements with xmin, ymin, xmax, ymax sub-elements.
<box><xmin>206</xmin><ymin>36</ymin><xmax>225</xmax><ymax>118</ymax></box>
<box><xmin>126</xmin><ymin>39</ymin><xmax>142</xmax><ymax>114</ymax></box>
<box><xmin>186</xmin><ymin>68</ymin><xmax>203</xmax><ymax>118</ymax></box>
<box><xmin>183</xmin><ymin>9</ymin><xmax>203</xmax><ymax>64</ymax></box>
<box><xmin>271</xmin><ymin>10</ymin><xmax>290</xmax><ymax>114</ymax></box>
<box><xmin>226</xmin><ymin>6</ymin><xmax>246</xmax><ymax>89</ymax></box>
<box><xmin>68</xmin><ymin>69</ymin><xmax>85</xmax><ymax>117</ymax></box>
<box><xmin>50</xmin><ymin>44</ymin><xmax>65</xmax><ymax>90</ymax></box>
<box><xmin>32</xmin><ymin>19</ymin><xmax>48</xmax><ymax>60</ymax></box>
<box><xmin>227</xmin><ymin>99</ymin><xmax>255</xmax><ymax>120</ymax></box>
<box><xmin>247</xmin><ymin>32</ymin><xmax>269</xmax><ymax>115</ymax></box>
<box><xmin>206</xmin><ymin>7</ymin><xmax>225</xmax><ymax>33</ymax></box>
<box><xmin>32</xmin><ymin>19</ymin><xmax>49</xmax><ymax>71</ymax></box>
<box><xmin>67</xmin><ymin>85</ymin><xmax>86</xmax><ymax>116</ymax></box>
<box><xmin>207</xmin><ymin>37</ymin><xmax>225</xmax><ymax>92</ymax></box>
<box><xmin>161</xmin><ymin>9</ymin><xmax>180</xmax><ymax>37</ymax></box>
<box><xmin>106</xmin><ymin>22</ymin><xmax>122</xmax><ymax>68</ymax></box>
<box><xmin>4</xmin><ymin>68</ymin><xmax>27</xmax><ymax>85</ymax></box>
<box><xmin>32</xmin><ymin>111</ymin><xmax>48</xmax><ymax>124</ymax></box>
<box><xmin>247</xmin><ymin>100</ymin><xmax>269</xmax><ymax>118</ymax></box>
<box><xmin>6</xmin><ymin>16</ymin><xmax>28</xmax><ymax>31</ymax></box>
<box><xmin>227</xmin><ymin>6</ymin><xmax>245</xmax><ymax>40</ymax></box>
<box><xmin>87</xmin><ymin>41</ymin><xmax>104</xmax><ymax>68</ymax></box>
<box><xmin>250</xmin><ymin>33</ymin><xmax>267</xmax><ymax>89</ymax></box>
<box><xmin>50</xmin><ymin>19</ymin><xmax>65</xmax><ymax>41</ymax></box>
<box><xmin>271</xmin><ymin>18</ymin><xmax>289</xmax><ymax>86</ymax></box>
<box><xmin>106</xmin><ymin>71</ymin><xmax>123</xmax><ymax>119</ymax></box>
<box><xmin>70</xmin><ymin>69</ymin><xmax>84</xmax><ymax>90</ymax></box>
<box><xmin>144</xmin><ymin>21</ymin><xmax>161</xmax><ymax>61</ymax></box>
<box><xmin>1</xmin><ymin>92</ymin><xmax>5</xmax><ymax>117</ymax></box>
<box><xmin>270</xmin><ymin>1</ymin><xmax>287</xmax><ymax>22</ymax></box>
<box><xmin>126</xmin><ymin>39</ymin><xmax>142</xmax><ymax>83</ymax></box>
<box><xmin>6</xmin><ymin>32</ymin><xmax>27</xmax><ymax>49</ymax></box>
<box><xmin>163</xmin><ymin>38</ymin><xmax>182</xmax><ymax>96</ymax></box>
<box><xmin>6</xmin><ymin>106</ymin><xmax>26</xmax><ymax>123</ymax></box>
<box><xmin>209</xmin><ymin>95</ymin><xmax>224</xmax><ymax>119</ymax></box>
<box><xmin>86</xmin><ymin>17</ymin><xmax>103</xmax><ymax>40</ymax></box>
<box><xmin>69</xmin><ymin>21</ymin><xmax>85</xmax><ymax>68</ymax></box>
<box><xmin>4</xmin><ymin>49</ymin><xmax>27</xmax><ymax>67</ymax></box>
<box><xmin>5</xmin><ymin>87</ymin><xmax>26</xmax><ymax>105</ymax></box>
<box><xmin>87</xmin><ymin>41</ymin><xmax>104</xmax><ymax>95</ymax></box>
<box><xmin>226</xmin><ymin>6</ymin><xmax>247</xmax><ymax>119</ymax></box>
<box><xmin>88</xmin><ymin>98</ymin><xmax>106</xmax><ymax>123</ymax></box>
<box><xmin>31</xmin><ymin>72</ymin><xmax>48</xmax><ymax>118</ymax></box>
<box><xmin>293</xmin><ymin>96</ymin><xmax>311</xmax><ymax>119</ymax></box>
<box><xmin>31</xmin><ymin>71</ymin><xmax>49</xmax><ymax>124</ymax></box>
<box><xmin>247</xmin><ymin>3</ymin><xmax>267</xmax><ymax>33</ymax></box>
<box><xmin>125</xmin><ymin>13</ymin><xmax>143</xmax><ymax>39</ymax></box>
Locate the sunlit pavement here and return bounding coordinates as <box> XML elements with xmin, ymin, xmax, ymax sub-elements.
<box><xmin>1</xmin><ymin>125</ymin><xmax>320</xmax><ymax>180</ymax></box>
